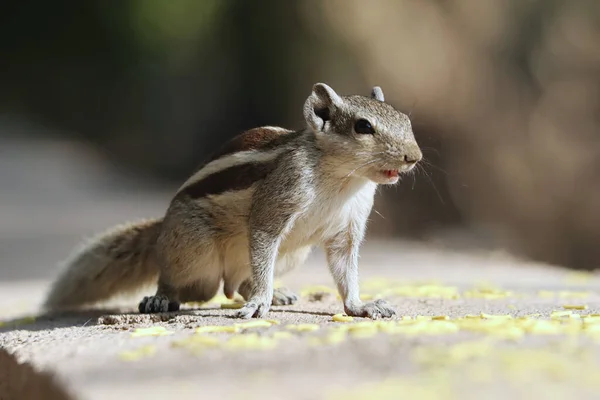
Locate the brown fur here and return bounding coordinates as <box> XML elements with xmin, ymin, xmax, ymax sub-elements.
<box><xmin>177</xmin><ymin>161</ymin><xmax>278</xmax><ymax>200</ymax></box>
<box><xmin>207</xmin><ymin>127</ymin><xmax>292</xmax><ymax>161</ymax></box>
<box><xmin>43</xmin><ymin>219</ymin><xmax>162</xmax><ymax>311</ymax></box>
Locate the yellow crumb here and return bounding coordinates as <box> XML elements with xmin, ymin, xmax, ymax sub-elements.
<box><xmin>310</xmin><ymin>330</ymin><xmax>348</xmax><ymax>345</ymax></box>
<box><xmin>195</xmin><ymin>325</ymin><xmax>240</xmax><ymax>334</ymax></box>
<box><xmin>559</xmin><ymin>291</ymin><xmax>590</xmax><ymax>299</ymax></box>
<box><xmin>563</xmin><ymin>304</ymin><xmax>588</xmax><ymax>310</ymax></box>
<box><xmin>491</xmin><ymin>326</ymin><xmax>525</xmax><ymax>340</ymax></box>
<box><xmin>348</xmin><ymin>328</ymin><xmax>378</xmax><ymax>339</ymax></box>
<box><xmin>171</xmin><ymin>335</ymin><xmax>221</xmax><ymax>349</ymax></box>
<box><xmin>225</xmin><ymin>334</ymin><xmax>278</xmax><ymax>350</ymax></box>
<box><xmin>285</xmin><ymin>323</ymin><xmax>321</xmax><ymax>332</ymax></box>
<box><xmin>234</xmin><ymin>320</ymin><xmax>275</xmax><ymax>329</ymax></box>
<box><xmin>220</xmin><ymin>303</ymin><xmax>244</xmax><ymax>309</ymax></box>
<box><xmin>564</xmin><ymin>271</ymin><xmax>594</xmax><ymax>284</ymax></box>
<box><xmin>130</xmin><ymin>326</ymin><xmax>173</xmax><ymax>337</ymax></box>
<box><xmin>184</xmin><ymin>301</ymin><xmax>205</xmax><ymax>308</ymax></box>
<box><xmin>332</xmin><ymin>314</ymin><xmax>354</xmax><ymax>323</ymax></box>
<box><xmin>329</xmin><ymin>323</ymin><xmax>352</xmax><ymax>332</ymax></box>
<box><xmin>209</xmin><ymin>294</ymin><xmax>234</xmax><ymax>304</ymax></box>
<box><xmin>118</xmin><ymin>345</ymin><xmax>156</xmax><ymax>361</ymax></box>
<box><xmin>325</xmin><ymin>330</ymin><xmax>348</xmax><ymax>344</ymax></box>
<box><xmin>526</xmin><ymin>320</ymin><xmax>562</xmax><ymax>334</ymax></box>
<box><xmin>378</xmin><ymin>322</ymin><xmax>402</xmax><ymax>334</ymax></box>
<box><xmin>416</xmin><ymin>321</ymin><xmax>459</xmax><ymax>335</ymax></box>
<box><xmin>550</xmin><ymin>310</ymin><xmax>573</xmax><ymax>318</ymax></box>
<box><xmin>480</xmin><ymin>313</ymin><xmax>512</xmax><ymax>319</ymax></box>
<box><xmin>347</xmin><ymin>321</ymin><xmax>379</xmax><ymax>338</ymax></box>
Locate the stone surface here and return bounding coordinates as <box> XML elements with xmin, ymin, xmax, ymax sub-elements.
<box><xmin>1</xmin><ymin>241</ymin><xmax>600</xmax><ymax>400</ymax></box>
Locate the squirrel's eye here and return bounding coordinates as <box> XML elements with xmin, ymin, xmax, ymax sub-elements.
<box><xmin>354</xmin><ymin>119</ymin><xmax>375</xmax><ymax>134</ymax></box>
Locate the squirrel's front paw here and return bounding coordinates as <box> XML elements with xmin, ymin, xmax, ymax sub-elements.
<box><xmin>235</xmin><ymin>295</ymin><xmax>272</xmax><ymax>319</ymax></box>
<box><xmin>345</xmin><ymin>299</ymin><xmax>396</xmax><ymax>319</ymax></box>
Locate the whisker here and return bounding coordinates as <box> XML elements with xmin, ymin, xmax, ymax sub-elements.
<box><xmin>408</xmin><ymin>97</ymin><xmax>419</xmax><ymax>118</ymax></box>
<box><xmin>420</xmin><ymin>146</ymin><xmax>440</xmax><ymax>157</ymax></box>
<box><xmin>416</xmin><ymin>164</ymin><xmax>445</xmax><ymax>206</ymax></box>
<box><xmin>421</xmin><ymin>158</ymin><xmax>449</xmax><ymax>176</ymax></box>
<box><xmin>337</xmin><ymin>151</ymin><xmax>390</xmax><ymax>181</ymax></box>
<box><xmin>343</xmin><ymin>158</ymin><xmax>383</xmax><ymax>180</ymax></box>
<box><xmin>372</xmin><ymin>209</ymin><xmax>385</xmax><ymax>219</ymax></box>
<box><xmin>333</xmin><ymin>151</ymin><xmax>387</xmax><ymax>171</ymax></box>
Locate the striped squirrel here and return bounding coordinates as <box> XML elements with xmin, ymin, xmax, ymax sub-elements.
<box><xmin>43</xmin><ymin>83</ymin><xmax>422</xmax><ymax>319</ymax></box>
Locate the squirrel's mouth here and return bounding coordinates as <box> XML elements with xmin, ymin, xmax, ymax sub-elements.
<box><xmin>382</xmin><ymin>169</ymin><xmax>399</xmax><ymax>179</ymax></box>
<box><xmin>375</xmin><ymin>169</ymin><xmax>401</xmax><ymax>184</ymax></box>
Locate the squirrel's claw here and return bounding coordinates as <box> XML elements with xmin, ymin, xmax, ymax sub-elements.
<box><xmin>138</xmin><ymin>295</ymin><xmax>180</xmax><ymax>314</ymax></box>
<box><xmin>235</xmin><ymin>296</ymin><xmax>271</xmax><ymax>319</ymax></box>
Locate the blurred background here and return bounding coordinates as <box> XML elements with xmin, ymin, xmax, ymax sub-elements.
<box><xmin>2</xmin><ymin>0</ymin><xmax>600</xmax><ymax>282</ymax></box>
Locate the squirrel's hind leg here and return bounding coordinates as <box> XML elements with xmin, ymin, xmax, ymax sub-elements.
<box><xmin>237</xmin><ymin>279</ymin><xmax>298</xmax><ymax>306</ymax></box>
<box><xmin>272</xmin><ymin>287</ymin><xmax>298</xmax><ymax>306</ymax></box>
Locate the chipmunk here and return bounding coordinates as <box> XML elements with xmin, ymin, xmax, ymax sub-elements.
<box><xmin>43</xmin><ymin>83</ymin><xmax>422</xmax><ymax>319</ymax></box>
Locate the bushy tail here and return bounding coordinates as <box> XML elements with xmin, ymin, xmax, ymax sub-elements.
<box><xmin>43</xmin><ymin>218</ymin><xmax>163</xmax><ymax>312</ymax></box>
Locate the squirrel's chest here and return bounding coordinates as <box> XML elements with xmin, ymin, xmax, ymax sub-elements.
<box><xmin>282</xmin><ymin>180</ymin><xmax>377</xmax><ymax>249</ymax></box>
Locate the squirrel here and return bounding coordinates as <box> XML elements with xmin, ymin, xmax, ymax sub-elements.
<box><xmin>42</xmin><ymin>83</ymin><xmax>422</xmax><ymax>319</ymax></box>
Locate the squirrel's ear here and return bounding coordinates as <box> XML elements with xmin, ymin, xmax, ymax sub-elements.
<box><xmin>303</xmin><ymin>83</ymin><xmax>343</xmax><ymax>132</ymax></box>
<box><xmin>371</xmin><ymin>86</ymin><xmax>385</xmax><ymax>102</ymax></box>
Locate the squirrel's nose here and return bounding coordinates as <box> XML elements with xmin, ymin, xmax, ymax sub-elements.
<box><xmin>403</xmin><ymin>152</ymin><xmax>422</xmax><ymax>164</ymax></box>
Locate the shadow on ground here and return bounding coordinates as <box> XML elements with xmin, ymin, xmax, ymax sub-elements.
<box><xmin>0</xmin><ymin>304</ymin><xmax>339</xmax><ymax>334</ymax></box>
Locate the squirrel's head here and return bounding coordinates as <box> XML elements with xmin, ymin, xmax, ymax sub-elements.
<box><xmin>303</xmin><ymin>83</ymin><xmax>422</xmax><ymax>185</ymax></box>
